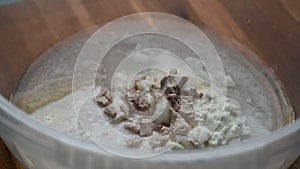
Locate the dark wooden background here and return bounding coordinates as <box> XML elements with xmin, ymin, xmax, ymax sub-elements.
<box><xmin>0</xmin><ymin>0</ymin><xmax>299</xmax><ymax>168</ymax></box>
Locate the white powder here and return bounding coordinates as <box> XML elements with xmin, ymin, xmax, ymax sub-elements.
<box><xmin>31</xmin><ymin>68</ymin><xmax>252</xmax><ymax>150</ymax></box>
<box><xmin>14</xmin><ymin>30</ymin><xmax>286</xmax><ymax>152</ymax></box>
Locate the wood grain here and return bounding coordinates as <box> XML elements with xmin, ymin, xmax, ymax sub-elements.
<box><xmin>280</xmin><ymin>0</ymin><xmax>300</xmax><ymax>23</ymax></box>
<box><xmin>0</xmin><ymin>0</ymin><xmax>299</xmax><ymax>168</ymax></box>
<box><xmin>0</xmin><ymin>139</ymin><xmax>16</xmax><ymax>169</ymax></box>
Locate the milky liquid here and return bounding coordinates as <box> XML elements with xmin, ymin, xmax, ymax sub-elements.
<box><xmin>12</xmin><ymin>30</ymin><xmax>294</xmax><ymax>149</ymax></box>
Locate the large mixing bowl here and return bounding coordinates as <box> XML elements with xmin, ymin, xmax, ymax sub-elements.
<box><xmin>0</xmin><ymin>1</ymin><xmax>299</xmax><ymax>169</ymax></box>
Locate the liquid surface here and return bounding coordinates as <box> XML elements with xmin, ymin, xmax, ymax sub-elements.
<box><xmin>12</xmin><ymin>29</ymin><xmax>294</xmax><ymax>152</ymax></box>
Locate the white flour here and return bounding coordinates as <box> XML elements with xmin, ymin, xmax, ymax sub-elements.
<box><xmin>14</xmin><ymin>30</ymin><xmax>288</xmax><ymax>152</ymax></box>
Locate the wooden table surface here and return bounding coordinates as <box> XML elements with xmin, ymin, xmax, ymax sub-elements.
<box><xmin>0</xmin><ymin>0</ymin><xmax>299</xmax><ymax>168</ymax></box>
